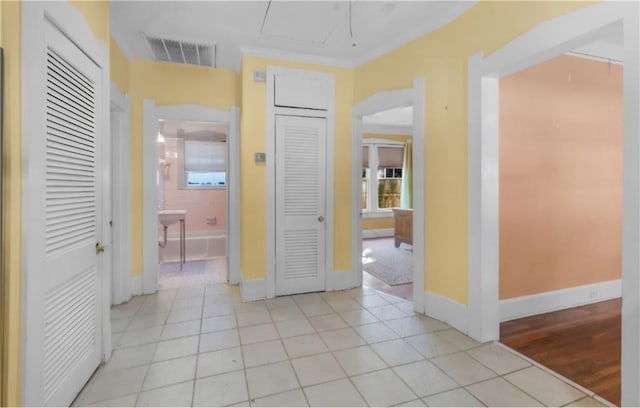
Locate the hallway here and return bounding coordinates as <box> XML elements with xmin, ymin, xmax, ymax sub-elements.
<box><xmin>73</xmin><ymin>284</ymin><xmax>608</xmax><ymax>406</ymax></box>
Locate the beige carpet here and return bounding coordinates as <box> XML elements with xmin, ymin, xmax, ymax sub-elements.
<box><xmin>362</xmin><ymin>243</ymin><xmax>413</xmax><ymax>285</ymax></box>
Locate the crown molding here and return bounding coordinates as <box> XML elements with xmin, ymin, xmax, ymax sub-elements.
<box><xmin>240</xmin><ymin>46</ymin><xmax>354</xmax><ymax>69</ymax></box>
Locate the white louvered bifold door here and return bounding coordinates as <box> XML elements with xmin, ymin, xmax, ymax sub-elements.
<box><xmin>275</xmin><ymin>115</ymin><xmax>327</xmax><ymax>296</ymax></box>
<box><xmin>24</xmin><ymin>20</ymin><xmax>103</xmax><ymax>406</ymax></box>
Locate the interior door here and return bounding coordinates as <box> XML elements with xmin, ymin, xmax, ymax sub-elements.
<box><xmin>24</xmin><ymin>20</ymin><xmax>103</xmax><ymax>406</ymax></box>
<box><xmin>275</xmin><ymin>115</ymin><xmax>327</xmax><ymax>295</ymax></box>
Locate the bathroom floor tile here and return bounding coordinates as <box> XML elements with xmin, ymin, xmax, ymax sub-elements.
<box><xmin>246</xmin><ymin>361</ymin><xmax>300</xmax><ymax>399</ymax></box>
<box><xmin>392</xmin><ymin>360</ymin><xmax>458</xmax><ymax>398</ymax></box>
<box><xmin>242</xmin><ymin>339</ymin><xmax>288</xmax><ymax>367</ymax></box>
<box><xmin>422</xmin><ymin>388</ymin><xmax>484</xmax><ymax>407</ymax></box>
<box><xmin>504</xmin><ymin>366</ymin><xmax>586</xmax><ymax>407</ymax></box>
<box><xmin>333</xmin><ymin>345</ymin><xmax>387</xmax><ymax>376</ymax></box>
<box><xmin>291</xmin><ymin>353</ymin><xmax>346</xmax><ymax>387</ymax></box>
<box><xmin>303</xmin><ymin>378</ymin><xmax>366</xmax><ymax>407</ymax></box>
<box><xmin>136</xmin><ymin>381</ymin><xmax>194</xmax><ymax>407</ymax></box>
<box><xmin>351</xmin><ymin>368</ymin><xmax>417</xmax><ymax>407</ymax></box>
<box><xmin>282</xmin><ymin>334</ymin><xmax>329</xmax><ymax>358</ymax></box>
<box><xmin>193</xmin><ymin>370</ymin><xmax>248</xmax><ymax>406</ymax></box>
<box><xmin>370</xmin><ymin>339</ymin><xmax>424</xmax><ymax>366</ymax></box>
<box><xmin>466</xmin><ymin>343</ymin><xmax>531</xmax><ymax>375</ymax></box>
<box><xmin>142</xmin><ymin>355</ymin><xmax>197</xmax><ymax>391</ymax></box>
<box><xmin>431</xmin><ymin>352</ymin><xmax>496</xmax><ymax>386</ymax></box>
<box><xmin>252</xmin><ymin>388</ymin><xmax>308</xmax><ymax>407</ymax></box>
<box><xmin>466</xmin><ymin>377</ymin><xmax>542</xmax><ymax>407</ymax></box>
<box><xmin>197</xmin><ymin>347</ymin><xmax>244</xmax><ymax>378</ymax></box>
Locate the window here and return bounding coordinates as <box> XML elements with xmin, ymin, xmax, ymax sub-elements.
<box><xmin>178</xmin><ymin>139</ymin><xmax>226</xmax><ymax>189</ymax></box>
<box><xmin>362</xmin><ymin>142</ymin><xmax>405</xmax><ymax>213</ymax></box>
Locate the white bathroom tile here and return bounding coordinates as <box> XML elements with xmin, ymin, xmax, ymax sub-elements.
<box><xmin>82</xmin><ymin>366</ymin><xmax>148</xmax><ymax>404</ymax></box>
<box><xmin>422</xmin><ymin>388</ymin><xmax>484</xmax><ymax>407</ymax></box>
<box><xmin>467</xmin><ymin>377</ymin><xmax>542</xmax><ymax>407</ymax></box>
<box><xmin>370</xmin><ymin>339</ymin><xmax>424</xmax><ymax>366</ymax></box>
<box><xmin>275</xmin><ymin>318</ymin><xmax>315</xmax><ymax>338</ymax></box>
<box><xmin>351</xmin><ymin>368</ymin><xmax>417</xmax><ymax>407</ymax></box>
<box><xmin>304</xmin><ymin>378</ymin><xmax>366</xmax><ymax>407</ymax></box>
<box><xmin>466</xmin><ymin>343</ymin><xmax>531</xmax><ymax>375</ymax></box>
<box><xmin>282</xmin><ymin>334</ymin><xmax>329</xmax><ymax>358</ymax></box>
<box><xmin>160</xmin><ymin>319</ymin><xmax>200</xmax><ymax>341</ymax></box>
<box><xmin>333</xmin><ymin>345</ymin><xmax>387</xmax><ymax>376</ymax></box>
<box><xmin>136</xmin><ymin>381</ymin><xmax>194</xmax><ymax>407</ymax></box>
<box><xmin>239</xmin><ymin>323</ymin><xmax>279</xmax><ymax>345</ymax></box>
<box><xmin>432</xmin><ymin>352</ymin><xmax>496</xmax><ymax>386</ymax></box>
<box><xmin>116</xmin><ymin>326</ymin><xmax>163</xmax><ymax>348</ymax></box>
<box><xmin>153</xmin><ymin>335</ymin><xmax>199</xmax><ymax>361</ymax></box>
<box><xmin>353</xmin><ymin>322</ymin><xmax>399</xmax><ymax>344</ymax></box>
<box><xmin>201</xmin><ymin>314</ymin><xmax>237</xmax><ymax>333</ymax></box>
<box><xmin>199</xmin><ymin>328</ymin><xmax>240</xmax><ymax>352</ymax></box>
<box><xmin>308</xmin><ymin>313</ymin><xmax>348</xmax><ymax>332</ymax></box>
<box><xmin>318</xmin><ymin>327</ymin><xmax>366</xmax><ymax>351</ymax></box>
<box><xmin>142</xmin><ymin>355</ymin><xmax>197</xmax><ymax>391</ymax></box>
<box><xmin>291</xmin><ymin>353</ymin><xmax>346</xmax><ymax>387</ymax></box>
<box><xmin>197</xmin><ymin>347</ymin><xmax>244</xmax><ymax>378</ymax></box>
<box><xmin>103</xmin><ymin>343</ymin><xmax>156</xmax><ymax>372</ymax></box>
<box><xmin>242</xmin><ymin>340</ymin><xmax>288</xmax><ymax>367</ymax></box>
<box><xmin>405</xmin><ymin>333</ymin><xmax>460</xmax><ymax>358</ymax></box>
<box><xmin>392</xmin><ymin>360</ymin><xmax>458</xmax><ymax>398</ymax></box>
<box><xmin>193</xmin><ymin>370</ymin><xmax>248</xmax><ymax>406</ymax></box>
<box><xmin>246</xmin><ymin>361</ymin><xmax>300</xmax><ymax>399</ymax></box>
<box><xmin>504</xmin><ymin>366</ymin><xmax>586</xmax><ymax>407</ymax></box>
<box><xmin>252</xmin><ymin>388</ymin><xmax>308</xmax><ymax>407</ymax></box>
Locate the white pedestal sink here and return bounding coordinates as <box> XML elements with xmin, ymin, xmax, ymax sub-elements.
<box><xmin>158</xmin><ymin>210</ymin><xmax>187</xmax><ymax>269</ymax></box>
<box><xmin>158</xmin><ymin>209</ymin><xmax>187</xmax><ymax>227</ymax></box>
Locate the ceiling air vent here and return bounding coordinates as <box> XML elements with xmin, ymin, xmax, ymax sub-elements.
<box><xmin>144</xmin><ymin>35</ymin><xmax>215</xmax><ymax>67</ymax></box>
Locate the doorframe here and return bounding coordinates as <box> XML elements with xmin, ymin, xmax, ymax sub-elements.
<box><xmin>142</xmin><ymin>102</ymin><xmax>241</xmax><ymax>293</ymax></box>
<box><xmin>466</xmin><ymin>1</ymin><xmax>639</xmax><ymax>404</ymax></box>
<box><xmin>265</xmin><ymin>66</ymin><xmax>336</xmax><ymax>299</ymax></box>
<box><xmin>351</xmin><ymin>78</ymin><xmax>426</xmax><ymax>313</ymax></box>
<box><xmin>110</xmin><ymin>82</ymin><xmax>132</xmax><ymax>305</ymax></box>
<box><xmin>21</xmin><ymin>1</ymin><xmax>112</xmax><ymax>404</ymax></box>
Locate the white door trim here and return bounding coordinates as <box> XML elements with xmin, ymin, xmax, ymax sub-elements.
<box><xmin>110</xmin><ymin>82</ymin><xmax>132</xmax><ymax>305</ymax></box>
<box><xmin>351</xmin><ymin>78</ymin><xmax>426</xmax><ymax>313</ymax></box>
<box><xmin>142</xmin><ymin>103</ymin><xmax>241</xmax><ymax>293</ymax></box>
<box><xmin>21</xmin><ymin>1</ymin><xmax>111</xmax><ymax>404</ymax></box>
<box><xmin>265</xmin><ymin>66</ymin><xmax>335</xmax><ymax>298</ymax></box>
<box><xmin>467</xmin><ymin>2</ymin><xmax>639</xmax><ymax>405</ymax></box>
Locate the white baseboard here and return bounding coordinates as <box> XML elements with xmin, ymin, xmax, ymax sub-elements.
<box><xmin>241</xmin><ymin>278</ymin><xmax>267</xmax><ymax>302</ymax></box>
<box><xmin>130</xmin><ymin>275</ymin><xmax>143</xmax><ymax>296</ymax></box>
<box><xmin>424</xmin><ymin>291</ymin><xmax>468</xmax><ymax>334</ymax></box>
<box><xmin>362</xmin><ymin>228</ymin><xmax>394</xmax><ymax>239</ymax></box>
<box><xmin>500</xmin><ymin>279</ymin><xmax>621</xmax><ymax>322</ymax></box>
<box><xmin>330</xmin><ymin>269</ymin><xmax>358</xmax><ymax>291</ymax></box>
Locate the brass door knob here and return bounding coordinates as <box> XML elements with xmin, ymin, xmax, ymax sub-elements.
<box><xmin>96</xmin><ymin>243</ymin><xmax>105</xmax><ymax>254</ymax></box>
<box><xmin>318</xmin><ymin>216</ymin><xmax>325</xmax><ymax>222</ymax></box>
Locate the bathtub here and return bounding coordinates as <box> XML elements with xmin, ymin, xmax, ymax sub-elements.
<box><xmin>159</xmin><ymin>230</ymin><xmax>226</xmax><ymax>263</ymax></box>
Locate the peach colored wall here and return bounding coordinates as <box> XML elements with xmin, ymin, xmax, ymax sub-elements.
<box><xmin>160</xmin><ymin>139</ymin><xmax>226</xmax><ymax>235</ymax></box>
<box><xmin>499</xmin><ymin>55</ymin><xmax>623</xmax><ymax>300</ymax></box>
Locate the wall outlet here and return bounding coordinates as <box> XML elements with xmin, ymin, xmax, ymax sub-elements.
<box><xmin>206</xmin><ymin>216</ymin><xmax>217</xmax><ymax>225</ymax></box>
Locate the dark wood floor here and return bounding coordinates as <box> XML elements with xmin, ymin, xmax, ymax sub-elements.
<box><xmin>501</xmin><ymin>298</ymin><xmax>621</xmax><ymax>406</ymax></box>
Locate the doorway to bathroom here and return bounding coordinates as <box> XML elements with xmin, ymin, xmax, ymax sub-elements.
<box><xmin>156</xmin><ymin>119</ymin><xmax>228</xmax><ymax>289</ymax></box>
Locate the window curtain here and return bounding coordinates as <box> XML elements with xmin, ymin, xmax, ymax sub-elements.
<box><xmin>400</xmin><ymin>142</ymin><xmax>413</xmax><ymax>209</ymax></box>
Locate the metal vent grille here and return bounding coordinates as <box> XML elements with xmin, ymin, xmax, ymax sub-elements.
<box><xmin>144</xmin><ymin>35</ymin><xmax>215</xmax><ymax>67</ymax></box>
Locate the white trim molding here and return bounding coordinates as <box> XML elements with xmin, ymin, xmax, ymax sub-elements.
<box><xmin>241</xmin><ymin>279</ymin><xmax>267</xmax><ymax>302</ymax></box>
<box><xmin>500</xmin><ymin>280</ymin><xmax>622</xmax><ymax>322</ymax></box>
<box><xmin>466</xmin><ymin>2</ymin><xmax>639</xmax><ymax>405</ymax></box>
<box><xmin>424</xmin><ymin>291</ymin><xmax>468</xmax><ymax>334</ymax></box>
<box><xmin>362</xmin><ymin>228</ymin><xmax>394</xmax><ymax>239</ymax></box>
<box><xmin>265</xmin><ymin>66</ymin><xmax>336</xmax><ymax>298</ymax></box>
<box><xmin>241</xmin><ymin>46</ymin><xmax>353</xmax><ymax>69</ymax></box>
<box><xmin>351</xmin><ymin>78</ymin><xmax>425</xmax><ymax>314</ymax></box>
<box><xmin>362</xmin><ymin>124</ymin><xmax>413</xmax><ymax>136</ymax></box>
<box><xmin>142</xmin><ymin>103</ymin><xmax>242</xmax><ymax>294</ymax></box>
<box><xmin>328</xmin><ymin>270</ymin><xmax>358</xmax><ymax>292</ymax></box>
<box><xmin>110</xmin><ymin>81</ymin><xmax>132</xmax><ymax>306</ymax></box>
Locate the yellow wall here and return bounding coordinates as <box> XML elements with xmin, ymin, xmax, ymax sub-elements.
<box><xmin>128</xmin><ymin>59</ymin><xmax>240</xmax><ymax>275</ymax></box>
<box><xmin>1</xmin><ymin>1</ymin><xmax>22</xmax><ymax>404</ymax></box>
<box><xmin>240</xmin><ymin>57</ymin><xmax>354</xmax><ymax>280</ymax></box>
<box><xmin>362</xmin><ymin>133</ymin><xmax>411</xmax><ymax>231</ymax></box>
<box><xmin>70</xmin><ymin>0</ymin><xmax>109</xmax><ymax>42</ymax></box>
<box><xmin>355</xmin><ymin>1</ymin><xmax>594</xmax><ymax>304</ymax></box>
<box><xmin>110</xmin><ymin>37</ymin><xmax>129</xmax><ymax>95</ymax></box>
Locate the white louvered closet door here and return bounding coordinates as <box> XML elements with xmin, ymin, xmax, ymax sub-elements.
<box><xmin>275</xmin><ymin>115</ymin><xmax>327</xmax><ymax>296</ymax></box>
<box><xmin>24</xmin><ymin>20</ymin><xmax>103</xmax><ymax>406</ymax></box>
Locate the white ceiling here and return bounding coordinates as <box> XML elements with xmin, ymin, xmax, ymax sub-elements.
<box><xmin>110</xmin><ymin>1</ymin><xmax>477</xmax><ymax>71</ymax></box>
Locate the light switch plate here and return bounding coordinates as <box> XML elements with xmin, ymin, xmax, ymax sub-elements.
<box><xmin>255</xmin><ymin>152</ymin><xmax>266</xmax><ymax>163</ymax></box>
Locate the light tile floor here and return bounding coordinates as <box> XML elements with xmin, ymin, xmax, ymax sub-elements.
<box><xmin>74</xmin><ymin>284</ymin><xmax>611</xmax><ymax>407</ymax></box>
